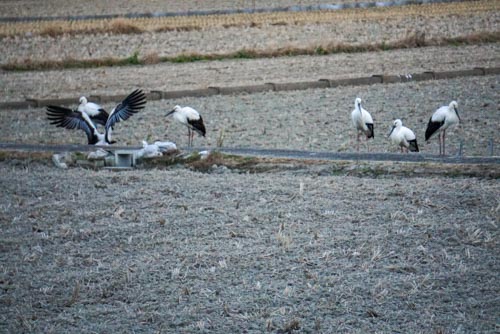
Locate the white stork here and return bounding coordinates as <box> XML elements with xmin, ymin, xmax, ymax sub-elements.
<box><xmin>137</xmin><ymin>140</ymin><xmax>163</xmax><ymax>158</ymax></box>
<box><xmin>77</xmin><ymin>96</ymin><xmax>109</xmax><ymax>128</ymax></box>
<box><xmin>166</xmin><ymin>105</ymin><xmax>206</xmax><ymax>147</ymax></box>
<box><xmin>425</xmin><ymin>101</ymin><xmax>460</xmax><ymax>156</ymax></box>
<box><xmin>153</xmin><ymin>141</ymin><xmax>178</xmax><ymax>153</ymax></box>
<box><xmin>387</xmin><ymin>119</ymin><xmax>419</xmax><ymax>153</ymax></box>
<box><xmin>351</xmin><ymin>97</ymin><xmax>374</xmax><ymax>151</ymax></box>
<box><xmin>46</xmin><ymin>89</ymin><xmax>146</xmax><ymax>145</ymax></box>
<box><xmin>136</xmin><ymin>140</ymin><xmax>178</xmax><ymax>159</ymax></box>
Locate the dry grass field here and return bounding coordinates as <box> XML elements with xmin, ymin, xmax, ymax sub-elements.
<box><xmin>0</xmin><ymin>0</ymin><xmax>373</xmax><ymax>18</ymax></box>
<box><xmin>0</xmin><ymin>1</ymin><xmax>499</xmax><ymax>333</ymax></box>
<box><xmin>2</xmin><ymin>0</ymin><xmax>498</xmax><ymax>38</ymax></box>
<box><xmin>0</xmin><ymin>160</ymin><xmax>498</xmax><ymax>333</ymax></box>
<box><xmin>1</xmin><ymin>0</ymin><xmax>498</xmax><ymax>67</ymax></box>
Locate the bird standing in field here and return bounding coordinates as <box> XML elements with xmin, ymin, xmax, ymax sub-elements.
<box><xmin>46</xmin><ymin>89</ymin><xmax>146</xmax><ymax>145</ymax></box>
<box><xmin>425</xmin><ymin>101</ymin><xmax>460</xmax><ymax>156</ymax></box>
<box><xmin>387</xmin><ymin>119</ymin><xmax>419</xmax><ymax>153</ymax></box>
<box><xmin>166</xmin><ymin>105</ymin><xmax>206</xmax><ymax>147</ymax></box>
<box><xmin>351</xmin><ymin>97</ymin><xmax>374</xmax><ymax>151</ymax></box>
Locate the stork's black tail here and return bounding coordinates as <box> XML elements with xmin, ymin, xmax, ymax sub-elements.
<box><xmin>408</xmin><ymin>139</ymin><xmax>419</xmax><ymax>152</ymax></box>
<box><xmin>425</xmin><ymin>118</ymin><xmax>444</xmax><ymax>141</ymax></box>
<box><xmin>365</xmin><ymin>123</ymin><xmax>374</xmax><ymax>139</ymax></box>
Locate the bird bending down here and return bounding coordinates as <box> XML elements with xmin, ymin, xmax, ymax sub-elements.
<box><xmin>387</xmin><ymin>119</ymin><xmax>419</xmax><ymax>153</ymax></box>
<box><xmin>136</xmin><ymin>140</ymin><xmax>177</xmax><ymax>159</ymax></box>
<box><xmin>425</xmin><ymin>101</ymin><xmax>460</xmax><ymax>156</ymax></box>
<box><xmin>46</xmin><ymin>89</ymin><xmax>147</xmax><ymax>145</ymax></box>
<box><xmin>138</xmin><ymin>140</ymin><xmax>163</xmax><ymax>158</ymax></box>
<box><xmin>351</xmin><ymin>97</ymin><xmax>374</xmax><ymax>151</ymax></box>
<box><xmin>166</xmin><ymin>105</ymin><xmax>206</xmax><ymax>147</ymax></box>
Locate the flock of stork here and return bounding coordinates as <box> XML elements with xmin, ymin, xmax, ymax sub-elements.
<box><xmin>45</xmin><ymin>89</ymin><xmax>460</xmax><ymax>156</ymax></box>
<box><xmin>352</xmin><ymin>97</ymin><xmax>460</xmax><ymax>155</ymax></box>
<box><xmin>46</xmin><ymin>89</ymin><xmax>206</xmax><ymax>149</ymax></box>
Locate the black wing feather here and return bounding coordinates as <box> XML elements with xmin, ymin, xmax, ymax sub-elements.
<box><xmin>188</xmin><ymin>116</ymin><xmax>206</xmax><ymax>137</ymax></box>
<box><xmin>46</xmin><ymin>105</ymin><xmax>96</xmax><ymax>144</ymax></box>
<box><xmin>425</xmin><ymin>118</ymin><xmax>444</xmax><ymax>141</ymax></box>
<box><xmin>408</xmin><ymin>139</ymin><xmax>419</xmax><ymax>152</ymax></box>
<box><xmin>90</xmin><ymin>109</ymin><xmax>109</xmax><ymax>126</ymax></box>
<box><xmin>365</xmin><ymin>123</ymin><xmax>374</xmax><ymax>139</ymax></box>
<box><xmin>105</xmin><ymin>89</ymin><xmax>146</xmax><ymax>131</ymax></box>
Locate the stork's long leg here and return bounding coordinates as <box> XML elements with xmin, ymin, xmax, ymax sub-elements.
<box><xmin>438</xmin><ymin>132</ymin><xmax>442</xmax><ymax>156</ymax></box>
<box><xmin>187</xmin><ymin>128</ymin><xmax>191</xmax><ymax>147</ymax></box>
<box><xmin>442</xmin><ymin>130</ymin><xmax>446</xmax><ymax>156</ymax></box>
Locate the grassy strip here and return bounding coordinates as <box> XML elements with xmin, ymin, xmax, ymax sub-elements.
<box><xmin>2</xmin><ymin>150</ymin><xmax>498</xmax><ymax>178</ymax></box>
<box><xmin>2</xmin><ymin>32</ymin><xmax>499</xmax><ymax>71</ymax></box>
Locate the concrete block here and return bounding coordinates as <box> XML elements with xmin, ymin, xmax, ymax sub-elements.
<box><xmin>272</xmin><ymin>81</ymin><xmax>329</xmax><ymax>91</ymax></box>
<box><xmin>318</xmin><ymin>79</ymin><xmax>331</xmax><ymax>87</ymax></box>
<box><xmin>265</xmin><ymin>83</ymin><xmax>277</xmax><ymax>91</ymax></box>
<box><xmin>484</xmin><ymin>67</ymin><xmax>500</xmax><ymax>75</ymax></box>
<box><xmin>25</xmin><ymin>99</ymin><xmax>40</xmax><ymax>107</ymax></box>
<box><xmin>410</xmin><ymin>72</ymin><xmax>435</xmax><ymax>81</ymax></box>
<box><xmin>99</xmin><ymin>94</ymin><xmax>127</xmax><ymax>103</ymax></box>
<box><xmin>423</xmin><ymin>71</ymin><xmax>436</xmax><ymax>79</ymax></box>
<box><xmin>114</xmin><ymin>149</ymin><xmax>137</xmax><ymax>167</ymax></box>
<box><xmin>434</xmin><ymin>69</ymin><xmax>478</xmax><ymax>79</ymax></box>
<box><xmin>372</xmin><ymin>75</ymin><xmax>401</xmax><ymax>84</ymax></box>
<box><xmin>216</xmin><ymin>84</ymin><xmax>274</xmax><ymax>95</ymax></box>
<box><xmin>329</xmin><ymin>76</ymin><xmax>381</xmax><ymax>87</ymax></box>
<box><xmin>162</xmin><ymin>88</ymin><xmax>218</xmax><ymax>99</ymax></box>
<box><xmin>89</xmin><ymin>95</ymin><xmax>102</xmax><ymax>103</ymax></box>
<box><xmin>473</xmin><ymin>67</ymin><xmax>486</xmax><ymax>75</ymax></box>
<box><xmin>35</xmin><ymin>97</ymin><xmax>76</xmax><ymax>107</ymax></box>
<box><xmin>0</xmin><ymin>101</ymin><xmax>35</xmax><ymax>109</ymax></box>
<box><xmin>148</xmin><ymin>91</ymin><xmax>163</xmax><ymax>100</ymax></box>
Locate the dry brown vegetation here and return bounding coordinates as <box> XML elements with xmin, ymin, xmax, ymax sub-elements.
<box><xmin>2</xmin><ymin>150</ymin><xmax>499</xmax><ymax>179</ymax></box>
<box><xmin>0</xmin><ymin>0</ymin><xmax>498</xmax><ymax>38</ymax></box>
<box><xmin>3</xmin><ymin>31</ymin><xmax>499</xmax><ymax>71</ymax></box>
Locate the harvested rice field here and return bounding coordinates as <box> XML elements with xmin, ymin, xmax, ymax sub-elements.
<box><xmin>0</xmin><ymin>1</ymin><xmax>499</xmax><ymax>333</ymax></box>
